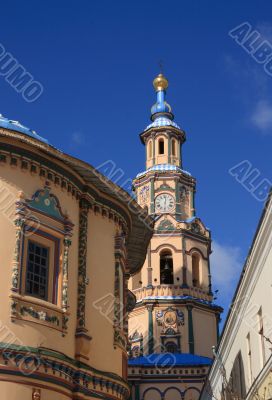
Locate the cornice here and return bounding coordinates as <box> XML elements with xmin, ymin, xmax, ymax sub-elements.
<box><xmin>139</xmin><ymin>126</ymin><xmax>186</xmax><ymax>145</ymax></box>
<box><xmin>0</xmin><ymin>129</ymin><xmax>154</xmax><ymax>275</ymax></box>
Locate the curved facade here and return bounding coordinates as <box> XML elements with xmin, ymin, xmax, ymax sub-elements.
<box><xmin>0</xmin><ymin>123</ymin><xmax>153</xmax><ymax>399</ymax></box>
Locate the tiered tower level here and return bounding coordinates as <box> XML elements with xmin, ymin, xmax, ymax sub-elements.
<box><xmin>128</xmin><ymin>74</ymin><xmax>222</xmax><ymax>400</ymax></box>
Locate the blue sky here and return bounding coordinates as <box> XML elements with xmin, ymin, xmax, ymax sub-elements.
<box><xmin>1</xmin><ymin>0</ymin><xmax>272</xmax><ymax>324</ymax></box>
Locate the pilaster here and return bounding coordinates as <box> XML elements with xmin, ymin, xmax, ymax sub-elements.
<box><xmin>146</xmin><ymin>304</ymin><xmax>154</xmax><ymax>354</ymax></box>
<box><xmin>187</xmin><ymin>305</ymin><xmax>195</xmax><ymax>354</ymax></box>
<box><xmin>75</xmin><ymin>198</ymin><xmax>92</xmax><ymax>361</ymax></box>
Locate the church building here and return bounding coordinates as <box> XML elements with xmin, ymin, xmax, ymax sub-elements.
<box><xmin>0</xmin><ymin>115</ymin><xmax>153</xmax><ymax>399</ymax></box>
<box><xmin>128</xmin><ymin>74</ymin><xmax>222</xmax><ymax>400</ymax></box>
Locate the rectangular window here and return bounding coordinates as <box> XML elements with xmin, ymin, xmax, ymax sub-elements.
<box><xmin>258</xmin><ymin>307</ymin><xmax>265</xmax><ymax>367</ymax></box>
<box><xmin>246</xmin><ymin>333</ymin><xmax>252</xmax><ymax>386</ymax></box>
<box><xmin>26</xmin><ymin>241</ymin><xmax>49</xmax><ymax>300</ymax></box>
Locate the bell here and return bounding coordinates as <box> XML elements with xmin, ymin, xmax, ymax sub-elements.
<box><xmin>164</xmin><ymin>260</ymin><xmax>170</xmax><ymax>270</ymax></box>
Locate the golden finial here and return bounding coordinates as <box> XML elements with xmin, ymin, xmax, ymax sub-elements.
<box><xmin>153</xmin><ymin>73</ymin><xmax>169</xmax><ymax>92</ymax></box>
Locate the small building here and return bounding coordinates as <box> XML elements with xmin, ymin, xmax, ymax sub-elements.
<box><xmin>0</xmin><ymin>116</ymin><xmax>153</xmax><ymax>400</ymax></box>
<box><xmin>200</xmin><ymin>193</ymin><xmax>272</xmax><ymax>399</ymax></box>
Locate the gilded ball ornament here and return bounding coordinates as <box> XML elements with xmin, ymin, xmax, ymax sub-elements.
<box><xmin>153</xmin><ymin>73</ymin><xmax>168</xmax><ymax>92</ymax></box>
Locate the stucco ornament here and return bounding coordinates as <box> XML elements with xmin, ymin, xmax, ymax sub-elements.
<box><xmin>156</xmin><ymin>307</ymin><xmax>184</xmax><ymax>332</ymax></box>
<box><xmin>32</xmin><ymin>388</ymin><xmax>41</xmax><ymax>400</ymax></box>
<box><xmin>157</xmin><ymin>218</ymin><xmax>175</xmax><ymax>231</ymax></box>
<box><xmin>62</xmin><ymin>237</ymin><xmax>72</xmax><ymax>311</ymax></box>
<box><xmin>11</xmin><ymin>217</ymin><xmax>25</xmax><ymax>291</ymax></box>
<box><xmin>77</xmin><ymin>199</ymin><xmax>89</xmax><ymax>329</ymax></box>
<box><xmin>139</xmin><ymin>185</ymin><xmax>149</xmax><ymax>204</ymax></box>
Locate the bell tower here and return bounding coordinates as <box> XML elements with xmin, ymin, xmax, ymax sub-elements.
<box><xmin>128</xmin><ymin>74</ymin><xmax>222</xmax><ymax>400</ymax></box>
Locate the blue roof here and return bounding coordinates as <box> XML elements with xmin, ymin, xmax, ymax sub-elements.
<box><xmin>136</xmin><ymin>295</ymin><xmax>220</xmax><ymax>310</ymax></box>
<box><xmin>128</xmin><ymin>353</ymin><xmax>212</xmax><ymax>367</ymax></box>
<box><xmin>136</xmin><ymin>164</ymin><xmax>191</xmax><ymax>178</ymax></box>
<box><xmin>0</xmin><ymin>114</ymin><xmax>49</xmax><ymax>144</ymax></box>
<box><xmin>145</xmin><ymin>117</ymin><xmax>181</xmax><ymax>131</ymax></box>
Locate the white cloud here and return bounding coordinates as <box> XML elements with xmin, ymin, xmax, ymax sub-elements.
<box><xmin>251</xmin><ymin>100</ymin><xmax>272</xmax><ymax>132</ymax></box>
<box><xmin>71</xmin><ymin>132</ymin><xmax>85</xmax><ymax>145</ymax></box>
<box><xmin>211</xmin><ymin>241</ymin><xmax>243</xmax><ymax>307</ymax></box>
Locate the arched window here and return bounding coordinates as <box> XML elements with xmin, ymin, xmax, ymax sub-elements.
<box><xmin>192</xmin><ymin>253</ymin><xmax>200</xmax><ymax>287</ymax></box>
<box><xmin>160</xmin><ymin>250</ymin><xmax>173</xmax><ymax>284</ymax></box>
<box><xmin>165</xmin><ymin>341</ymin><xmax>178</xmax><ymax>353</ymax></box>
<box><xmin>171</xmin><ymin>139</ymin><xmax>176</xmax><ymax>156</ymax></box>
<box><xmin>230</xmin><ymin>352</ymin><xmax>246</xmax><ymax>399</ymax></box>
<box><xmin>158</xmin><ymin>139</ymin><xmax>164</xmax><ymax>155</ymax></box>
<box><xmin>148</xmin><ymin>141</ymin><xmax>152</xmax><ymax>158</ymax></box>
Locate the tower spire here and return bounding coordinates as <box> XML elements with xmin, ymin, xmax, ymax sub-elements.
<box><xmin>151</xmin><ymin>73</ymin><xmax>174</xmax><ymax>121</ymax></box>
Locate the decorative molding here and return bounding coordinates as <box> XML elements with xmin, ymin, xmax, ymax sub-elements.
<box><xmin>157</xmin><ymin>219</ymin><xmax>175</xmax><ymax>231</ymax></box>
<box><xmin>0</xmin><ymin>344</ymin><xmax>129</xmax><ymax>400</ymax></box>
<box><xmin>26</xmin><ymin>186</ymin><xmax>66</xmax><ymax>221</ymax></box>
<box><xmin>188</xmin><ymin>221</ymin><xmax>203</xmax><ymax>235</ymax></box>
<box><xmin>10</xmin><ymin>186</ymin><xmax>74</xmax><ymax>333</ymax></box>
<box><xmin>186</xmin><ymin>247</ymin><xmax>207</xmax><ymax>260</ymax></box>
<box><xmin>129</xmin><ymin>330</ymin><xmax>143</xmax><ymax>342</ymax></box>
<box><xmin>155</xmin><ymin>183</ymin><xmax>175</xmax><ymax>193</ymax></box>
<box><xmin>151</xmin><ymin>243</ymin><xmax>182</xmax><ymax>254</ymax></box>
<box><xmin>10</xmin><ymin>294</ymin><xmax>68</xmax><ymax>334</ymax></box>
<box><xmin>62</xmin><ymin>237</ymin><xmax>71</xmax><ymax>311</ymax></box>
<box><xmin>77</xmin><ymin>198</ymin><xmax>90</xmax><ymax>330</ymax></box>
<box><xmin>11</xmin><ymin>215</ymin><xmax>25</xmax><ymax>292</ymax></box>
<box><xmin>0</xmin><ymin>143</ymin><xmax>132</xmax><ymax>241</ymax></box>
<box><xmin>20</xmin><ymin>305</ymin><xmax>60</xmax><ymax>326</ymax></box>
<box><xmin>114</xmin><ymin>233</ymin><xmax>128</xmax><ymax>351</ymax></box>
<box><xmin>155</xmin><ymin>307</ymin><xmax>184</xmax><ymax>332</ymax></box>
<box><xmin>32</xmin><ymin>389</ymin><xmax>41</xmax><ymax>400</ymax></box>
<box><xmin>114</xmin><ymin>329</ymin><xmax>127</xmax><ymax>350</ymax></box>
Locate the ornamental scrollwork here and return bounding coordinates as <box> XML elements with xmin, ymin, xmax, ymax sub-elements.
<box><xmin>11</xmin><ymin>217</ymin><xmax>25</xmax><ymax>292</ymax></box>
<box><xmin>156</xmin><ymin>307</ymin><xmax>184</xmax><ymax>332</ymax></box>
<box><xmin>157</xmin><ymin>219</ymin><xmax>175</xmax><ymax>231</ymax></box>
<box><xmin>77</xmin><ymin>199</ymin><xmax>90</xmax><ymax>329</ymax></box>
<box><xmin>62</xmin><ymin>237</ymin><xmax>72</xmax><ymax>311</ymax></box>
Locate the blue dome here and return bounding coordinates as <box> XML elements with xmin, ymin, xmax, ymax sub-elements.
<box><xmin>151</xmin><ymin>100</ymin><xmax>172</xmax><ymax>115</ymax></box>
<box><xmin>145</xmin><ymin>116</ymin><xmax>181</xmax><ymax>131</ymax></box>
<box><xmin>0</xmin><ymin>114</ymin><xmax>49</xmax><ymax>144</ymax></box>
<box><xmin>146</xmin><ymin>73</ymin><xmax>182</xmax><ymax>132</ymax></box>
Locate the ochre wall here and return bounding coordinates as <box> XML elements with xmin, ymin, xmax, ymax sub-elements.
<box><xmin>0</xmin><ymin>163</ymin><xmax>79</xmax><ymax>358</ymax></box>
<box><xmin>86</xmin><ymin>212</ymin><xmax>124</xmax><ymax>375</ymax></box>
<box><xmin>0</xmin><ymin>142</ymin><xmax>130</xmax><ymax>398</ymax></box>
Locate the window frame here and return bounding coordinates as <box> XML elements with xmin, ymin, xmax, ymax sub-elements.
<box><xmin>160</xmin><ymin>250</ymin><xmax>174</xmax><ymax>285</ymax></box>
<box><xmin>25</xmin><ymin>240</ymin><xmax>50</xmax><ymax>301</ymax></box>
<box><xmin>20</xmin><ymin>227</ymin><xmax>61</xmax><ymax>305</ymax></box>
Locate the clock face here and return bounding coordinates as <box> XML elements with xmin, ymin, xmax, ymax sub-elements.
<box><xmin>155</xmin><ymin>194</ymin><xmax>175</xmax><ymax>213</ymax></box>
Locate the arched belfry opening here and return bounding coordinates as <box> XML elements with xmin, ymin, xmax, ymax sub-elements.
<box><xmin>192</xmin><ymin>253</ymin><xmax>200</xmax><ymax>287</ymax></box>
<box><xmin>160</xmin><ymin>250</ymin><xmax>174</xmax><ymax>284</ymax></box>
<box><xmin>158</xmin><ymin>138</ymin><xmax>165</xmax><ymax>155</ymax></box>
<box><xmin>148</xmin><ymin>141</ymin><xmax>152</xmax><ymax>158</ymax></box>
<box><xmin>171</xmin><ymin>139</ymin><xmax>176</xmax><ymax>156</ymax></box>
